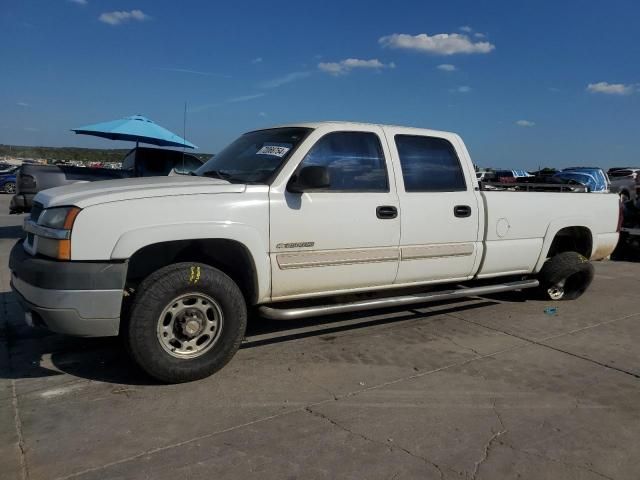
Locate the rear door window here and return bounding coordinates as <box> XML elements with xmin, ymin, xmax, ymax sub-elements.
<box><xmin>394</xmin><ymin>135</ymin><xmax>466</xmax><ymax>192</ymax></box>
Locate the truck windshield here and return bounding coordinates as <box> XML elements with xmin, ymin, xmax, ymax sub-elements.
<box><xmin>195</xmin><ymin>127</ymin><xmax>312</xmax><ymax>183</ymax></box>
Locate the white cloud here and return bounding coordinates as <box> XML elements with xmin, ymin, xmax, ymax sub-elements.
<box><xmin>156</xmin><ymin>67</ymin><xmax>230</xmax><ymax>78</ymax></box>
<box><xmin>450</xmin><ymin>86</ymin><xmax>471</xmax><ymax>94</ymax></box>
<box><xmin>16</xmin><ymin>102</ymin><xmax>29</xmax><ymax>107</ymax></box>
<box><xmin>227</xmin><ymin>93</ymin><xmax>265</xmax><ymax>103</ymax></box>
<box><xmin>437</xmin><ymin>63</ymin><xmax>456</xmax><ymax>72</ymax></box>
<box><xmin>258</xmin><ymin>112</ymin><xmax>267</xmax><ymax>117</ymax></box>
<box><xmin>189</xmin><ymin>93</ymin><xmax>265</xmax><ymax>113</ymax></box>
<box><xmin>318</xmin><ymin>58</ymin><xmax>395</xmax><ymax>76</ymax></box>
<box><xmin>586</xmin><ymin>81</ymin><xmax>634</xmax><ymax>95</ymax></box>
<box><xmin>460</xmin><ymin>26</ymin><xmax>473</xmax><ymax>33</ymax></box>
<box><xmin>69</xmin><ymin>0</ymin><xmax>87</xmax><ymax>5</ymax></box>
<box><xmin>260</xmin><ymin>71</ymin><xmax>310</xmax><ymax>88</ymax></box>
<box><xmin>99</xmin><ymin>10</ymin><xmax>149</xmax><ymax>26</ymax></box>
<box><xmin>251</xmin><ymin>57</ymin><xmax>263</xmax><ymax>64</ymax></box>
<box><xmin>379</xmin><ymin>32</ymin><xmax>495</xmax><ymax>55</ymax></box>
<box><xmin>516</xmin><ymin>120</ymin><xmax>535</xmax><ymax>127</ymax></box>
<box><xmin>474</xmin><ymin>32</ymin><xmax>486</xmax><ymax>38</ymax></box>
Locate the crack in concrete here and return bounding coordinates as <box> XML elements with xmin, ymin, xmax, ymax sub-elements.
<box><xmin>304</xmin><ymin>406</ymin><xmax>446</xmax><ymax>480</ymax></box>
<box><xmin>471</xmin><ymin>428</ymin><xmax>506</xmax><ymax>480</ymax></box>
<box><xmin>440</xmin><ymin>335</ymin><xmax>483</xmax><ymax>357</ymax></box>
<box><xmin>11</xmin><ymin>379</ymin><xmax>29</xmax><ymax>480</ymax></box>
<box><xmin>3</xmin><ymin>292</ymin><xmax>29</xmax><ymax>480</ymax></box>
<box><xmin>447</xmin><ymin>311</ymin><xmax>640</xmax><ymax>380</ymax></box>
<box><xmin>504</xmin><ymin>442</ymin><xmax>616</xmax><ymax>480</ymax></box>
<box><xmin>471</xmin><ymin>398</ymin><xmax>507</xmax><ymax>480</ymax></box>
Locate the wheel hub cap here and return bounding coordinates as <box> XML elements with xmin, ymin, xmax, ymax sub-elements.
<box><xmin>548</xmin><ymin>286</ymin><xmax>564</xmax><ymax>300</ymax></box>
<box><xmin>181</xmin><ymin>310</ymin><xmax>204</xmax><ymax>337</ymax></box>
<box><xmin>156</xmin><ymin>293</ymin><xmax>224</xmax><ymax>359</ymax></box>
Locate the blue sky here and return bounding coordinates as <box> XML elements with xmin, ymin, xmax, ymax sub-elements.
<box><xmin>1</xmin><ymin>0</ymin><xmax>639</xmax><ymax>169</ymax></box>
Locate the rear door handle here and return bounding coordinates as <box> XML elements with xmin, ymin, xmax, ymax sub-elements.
<box><xmin>454</xmin><ymin>205</ymin><xmax>472</xmax><ymax>218</ymax></box>
<box><xmin>376</xmin><ymin>205</ymin><xmax>398</xmax><ymax>219</ymax></box>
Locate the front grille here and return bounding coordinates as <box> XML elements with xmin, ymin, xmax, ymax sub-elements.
<box><xmin>30</xmin><ymin>202</ymin><xmax>43</xmax><ymax>222</ymax></box>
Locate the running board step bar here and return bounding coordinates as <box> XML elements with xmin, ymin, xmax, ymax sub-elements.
<box><xmin>259</xmin><ymin>279</ymin><xmax>540</xmax><ymax>320</ymax></box>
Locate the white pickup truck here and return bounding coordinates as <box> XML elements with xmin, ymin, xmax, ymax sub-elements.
<box><xmin>10</xmin><ymin>122</ymin><xmax>621</xmax><ymax>383</ymax></box>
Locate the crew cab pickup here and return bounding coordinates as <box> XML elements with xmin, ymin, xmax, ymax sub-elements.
<box><xmin>9</xmin><ymin>122</ymin><xmax>621</xmax><ymax>383</ymax></box>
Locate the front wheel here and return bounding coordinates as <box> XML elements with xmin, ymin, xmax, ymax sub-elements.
<box><xmin>126</xmin><ymin>262</ymin><xmax>247</xmax><ymax>383</ymax></box>
<box><xmin>538</xmin><ymin>251</ymin><xmax>594</xmax><ymax>301</ymax></box>
<box><xmin>4</xmin><ymin>182</ymin><xmax>16</xmax><ymax>194</ymax></box>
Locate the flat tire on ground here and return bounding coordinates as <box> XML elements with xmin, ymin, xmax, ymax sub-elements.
<box><xmin>538</xmin><ymin>251</ymin><xmax>594</xmax><ymax>301</ymax></box>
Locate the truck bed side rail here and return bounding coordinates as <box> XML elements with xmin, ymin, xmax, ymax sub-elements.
<box><xmin>480</xmin><ymin>182</ymin><xmax>588</xmax><ymax>193</ymax></box>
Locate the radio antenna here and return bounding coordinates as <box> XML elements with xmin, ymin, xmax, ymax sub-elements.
<box><xmin>182</xmin><ymin>102</ymin><xmax>187</xmax><ymax>173</ymax></box>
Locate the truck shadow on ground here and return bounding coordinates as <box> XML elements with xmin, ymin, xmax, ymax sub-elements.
<box><xmin>3</xmin><ymin>297</ymin><xmax>502</xmax><ymax>386</ymax></box>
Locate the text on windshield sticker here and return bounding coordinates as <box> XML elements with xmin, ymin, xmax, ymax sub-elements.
<box><xmin>257</xmin><ymin>143</ymin><xmax>291</xmax><ymax>157</ymax></box>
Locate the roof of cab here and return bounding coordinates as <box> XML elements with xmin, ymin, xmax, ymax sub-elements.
<box><xmin>262</xmin><ymin>121</ymin><xmax>457</xmax><ymax>138</ymax></box>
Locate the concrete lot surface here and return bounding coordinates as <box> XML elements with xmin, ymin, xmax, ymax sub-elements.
<box><xmin>1</xmin><ymin>194</ymin><xmax>639</xmax><ymax>480</ymax></box>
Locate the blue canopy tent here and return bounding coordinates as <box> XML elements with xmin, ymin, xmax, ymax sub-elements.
<box><xmin>71</xmin><ymin>115</ymin><xmax>197</xmax><ymax>149</ymax></box>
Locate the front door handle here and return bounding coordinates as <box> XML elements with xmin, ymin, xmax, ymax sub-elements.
<box><xmin>376</xmin><ymin>205</ymin><xmax>398</xmax><ymax>219</ymax></box>
<box><xmin>454</xmin><ymin>205</ymin><xmax>472</xmax><ymax>218</ymax></box>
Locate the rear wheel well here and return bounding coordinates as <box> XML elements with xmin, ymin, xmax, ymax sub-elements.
<box><xmin>126</xmin><ymin>239</ymin><xmax>259</xmax><ymax>305</ymax></box>
<box><xmin>547</xmin><ymin>227</ymin><xmax>593</xmax><ymax>259</ymax></box>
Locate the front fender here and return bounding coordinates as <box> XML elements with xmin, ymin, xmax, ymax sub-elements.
<box><xmin>111</xmin><ymin>222</ymin><xmax>271</xmax><ymax>302</ymax></box>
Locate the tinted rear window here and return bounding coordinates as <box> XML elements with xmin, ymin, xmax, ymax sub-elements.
<box><xmin>395</xmin><ymin>135</ymin><xmax>466</xmax><ymax>192</ymax></box>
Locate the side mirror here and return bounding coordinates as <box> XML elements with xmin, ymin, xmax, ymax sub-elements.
<box><xmin>288</xmin><ymin>165</ymin><xmax>330</xmax><ymax>193</ymax></box>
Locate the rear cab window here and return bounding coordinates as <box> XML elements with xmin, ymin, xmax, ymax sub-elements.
<box><xmin>394</xmin><ymin>134</ymin><xmax>466</xmax><ymax>192</ymax></box>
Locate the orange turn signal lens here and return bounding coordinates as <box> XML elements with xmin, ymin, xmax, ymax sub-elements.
<box><xmin>58</xmin><ymin>208</ymin><xmax>80</xmax><ymax>260</ymax></box>
<box><xmin>57</xmin><ymin>239</ymin><xmax>72</xmax><ymax>261</ymax></box>
<box><xmin>63</xmin><ymin>207</ymin><xmax>81</xmax><ymax>230</ymax></box>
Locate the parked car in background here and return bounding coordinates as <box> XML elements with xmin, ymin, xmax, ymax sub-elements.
<box><xmin>475</xmin><ymin>169</ymin><xmax>494</xmax><ymax>182</ymax></box>
<box><xmin>9</xmin><ymin>147</ymin><xmax>205</xmax><ymax>213</ymax></box>
<box><xmin>0</xmin><ymin>163</ymin><xmax>18</xmax><ymax>173</ymax></box>
<box><xmin>0</xmin><ymin>167</ymin><xmax>18</xmax><ymax>193</ymax></box>
<box><xmin>612</xmin><ymin>197</ymin><xmax>640</xmax><ymax>260</ymax></box>
<box><xmin>553</xmin><ymin>167</ymin><xmax>610</xmax><ymax>193</ymax></box>
<box><xmin>493</xmin><ymin>169</ymin><xmax>533</xmax><ymax>183</ymax></box>
<box><xmin>608</xmin><ymin>168</ymin><xmax>639</xmax><ymax>202</ymax></box>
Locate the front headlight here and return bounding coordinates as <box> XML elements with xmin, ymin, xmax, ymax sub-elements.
<box><xmin>35</xmin><ymin>206</ymin><xmax>81</xmax><ymax>260</ymax></box>
<box><xmin>38</xmin><ymin>206</ymin><xmax>81</xmax><ymax>230</ymax></box>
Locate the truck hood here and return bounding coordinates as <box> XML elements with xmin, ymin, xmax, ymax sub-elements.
<box><xmin>36</xmin><ymin>175</ymin><xmax>246</xmax><ymax>209</ymax></box>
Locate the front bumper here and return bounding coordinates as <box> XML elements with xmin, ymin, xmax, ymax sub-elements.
<box><xmin>9</xmin><ymin>241</ymin><xmax>127</xmax><ymax>337</ymax></box>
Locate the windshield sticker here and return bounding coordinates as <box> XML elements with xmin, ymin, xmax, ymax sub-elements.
<box><xmin>257</xmin><ymin>143</ymin><xmax>292</xmax><ymax>157</ymax></box>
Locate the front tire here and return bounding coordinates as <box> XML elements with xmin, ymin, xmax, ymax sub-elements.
<box><xmin>4</xmin><ymin>182</ymin><xmax>16</xmax><ymax>194</ymax></box>
<box><xmin>538</xmin><ymin>251</ymin><xmax>594</xmax><ymax>301</ymax></box>
<box><xmin>126</xmin><ymin>262</ymin><xmax>247</xmax><ymax>383</ymax></box>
